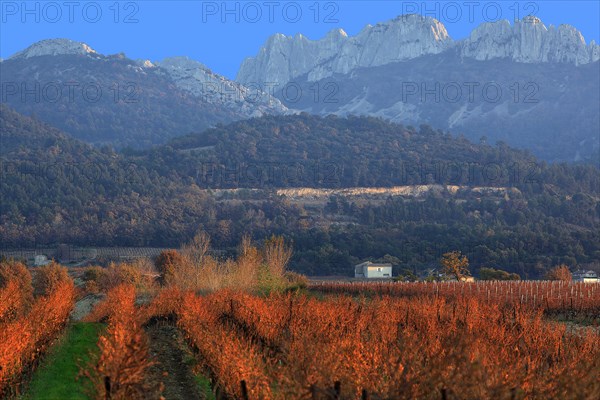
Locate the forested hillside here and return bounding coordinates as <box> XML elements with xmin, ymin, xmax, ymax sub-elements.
<box><xmin>1</xmin><ymin>106</ymin><xmax>598</xmax><ymax>277</ymax></box>
<box><xmin>161</xmin><ymin>113</ymin><xmax>598</xmax><ymax>192</ymax></box>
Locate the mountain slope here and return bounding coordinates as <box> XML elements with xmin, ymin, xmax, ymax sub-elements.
<box><xmin>0</xmin><ymin>103</ymin><xmax>73</xmax><ymax>155</ymax></box>
<box><xmin>1</xmin><ymin>39</ymin><xmax>286</xmax><ymax>148</ymax></box>
<box><xmin>161</xmin><ymin>113</ymin><xmax>536</xmax><ymax>188</ymax></box>
<box><xmin>155</xmin><ymin>113</ymin><xmax>599</xmax><ymax>196</ymax></box>
<box><xmin>237</xmin><ymin>15</ymin><xmax>600</xmax><ymax>163</ymax></box>
<box><xmin>0</xmin><ymin>104</ymin><xmax>215</xmax><ymax>246</ymax></box>
<box><xmin>1</xmin><ymin>108</ymin><xmax>599</xmax><ymax>276</ymax></box>
<box><xmin>275</xmin><ymin>51</ymin><xmax>599</xmax><ymax>163</ymax></box>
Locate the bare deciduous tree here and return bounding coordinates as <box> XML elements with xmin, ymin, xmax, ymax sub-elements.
<box><xmin>264</xmin><ymin>236</ymin><xmax>293</xmax><ymax>279</ymax></box>
<box><xmin>181</xmin><ymin>231</ymin><xmax>211</xmax><ymax>266</ymax></box>
<box><xmin>235</xmin><ymin>234</ymin><xmax>262</xmax><ymax>288</ymax></box>
<box><xmin>181</xmin><ymin>231</ymin><xmax>211</xmax><ymax>288</ymax></box>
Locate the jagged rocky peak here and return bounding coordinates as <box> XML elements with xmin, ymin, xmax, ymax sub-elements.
<box><xmin>326</xmin><ymin>28</ymin><xmax>348</xmax><ymax>39</ymax></box>
<box><xmin>462</xmin><ymin>16</ymin><xmax>599</xmax><ymax>65</ymax></box>
<box><xmin>152</xmin><ymin>56</ymin><xmax>288</xmax><ymax>117</ymax></box>
<box><xmin>388</xmin><ymin>14</ymin><xmax>451</xmax><ymax>41</ymax></box>
<box><xmin>236</xmin><ymin>14</ymin><xmax>453</xmax><ymax>86</ymax></box>
<box><xmin>238</xmin><ymin>14</ymin><xmax>599</xmax><ymax>86</ymax></box>
<box><xmin>135</xmin><ymin>59</ymin><xmax>155</xmax><ymax>68</ymax></box>
<box><xmin>10</xmin><ymin>38</ymin><xmax>98</xmax><ymax>59</ymax></box>
<box><xmin>329</xmin><ymin>14</ymin><xmax>452</xmax><ymax>72</ymax></box>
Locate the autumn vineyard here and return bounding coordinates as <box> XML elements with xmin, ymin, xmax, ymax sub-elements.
<box><xmin>3</xmin><ymin>1</ymin><xmax>600</xmax><ymax>398</ymax></box>
<box><xmin>0</xmin><ymin>255</ymin><xmax>599</xmax><ymax>399</ymax></box>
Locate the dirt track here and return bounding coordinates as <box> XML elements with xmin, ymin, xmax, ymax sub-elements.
<box><xmin>145</xmin><ymin>323</ymin><xmax>205</xmax><ymax>400</ymax></box>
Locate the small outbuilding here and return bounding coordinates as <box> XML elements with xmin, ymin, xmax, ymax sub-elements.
<box><xmin>354</xmin><ymin>261</ymin><xmax>392</xmax><ymax>278</ymax></box>
<box><xmin>30</xmin><ymin>254</ymin><xmax>50</xmax><ymax>267</ymax></box>
<box><xmin>573</xmin><ymin>270</ymin><xmax>599</xmax><ymax>283</ymax></box>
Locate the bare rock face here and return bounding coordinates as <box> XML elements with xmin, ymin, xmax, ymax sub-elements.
<box><xmin>237</xmin><ymin>29</ymin><xmax>349</xmax><ymax>87</ymax></box>
<box><xmin>462</xmin><ymin>16</ymin><xmax>600</xmax><ymax>65</ymax></box>
<box><xmin>155</xmin><ymin>56</ymin><xmax>288</xmax><ymax>118</ymax></box>
<box><xmin>10</xmin><ymin>38</ymin><xmax>98</xmax><ymax>59</ymax></box>
<box><xmin>237</xmin><ymin>14</ymin><xmax>452</xmax><ymax>86</ymax></box>
<box><xmin>237</xmin><ymin>15</ymin><xmax>599</xmax><ymax>86</ymax></box>
<box><xmin>327</xmin><ymin>15</ymin><xmax>452</xmax><ymax>73</ymax></box>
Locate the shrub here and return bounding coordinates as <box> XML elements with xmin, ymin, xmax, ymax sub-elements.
<box><xmin>150</xmin><ymin>236</ymin><xmax>297</xmax><ymax>293</ymax></box>
<box><xmin>284</xmin><ymin>271</ymin><xmax>309</xmax><ymax>290</ymax></box>
<box><xmin>0</xmin><ymin>260</ymin><xmax>32</xmax><ymax>290</ymax></box>
<box><xmin>33</xmin><ymin>262</ymin><xmax>70</xmax><ymax>297</ymax></box>
<box><xmin>113</xmin><ymin>263</ymin><xmax>143</xmax><ymax>287</ymax></box>
<box><xmin>155</xmin><ymin>250</ymin><xmax>186</xmax><ymax>286</ymax></box>
<box><xmin>479</xmin><ymin>267</ymin><xmax>521</xmax><ymax>281</ymax></box>
<box><xmin>0</xmin><ymin>260</ymin><xmax>33</xmax><ymax>318</ymax></box>
<box><xmin>83</xmin><ymin>266</ymin><xmax>106</xmax><ymax>283</ymax></box>
<box><xmin>255</xmin><ymin>236</ymin><xmax>293</xmax><ymax>293</ymax></box>
<box><xmin>82</xmin><ymin>266</ymin><xmax>106</xmax><ymax>294</ymax></box>
<box><xmin>0</xmin><ymin>280</ymin><xmax>75</xmax><ymax>395</ymax></box>
<box><xmin>546</xmin><ymin>265</ymin><xmax>572</xmax><ymax>281</ymax></box>
<box><xmin>198</xmin><ymin>255</ymin><xmax>225</xmax><ymax>292</ymax></box>
<box><xmin>83</xmin><ymin>262</ymin><xmax>158</xmax><ymax>293</ymax></box>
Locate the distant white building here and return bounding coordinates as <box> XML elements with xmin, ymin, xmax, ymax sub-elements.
<box><xmin>355</xmin><ymin>262</ymin><xmax>392</xmax><ymax>278</ymax></box>
<box><xmin>573</xmin><ymin>270</ymin><xmax>599</xmax><ymax>283</ymax></box>
<box><xmin>31</xmin><ymin>254</ymin><xmax>50</xmax><ymax>267</ymax></box>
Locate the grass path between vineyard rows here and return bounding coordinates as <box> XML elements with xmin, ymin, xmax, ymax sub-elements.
<box><xmin>21</xmin><ymin>322</ymin><xmax>103</xmax><ymax>400</ymax></box>
<box><xmin>20</xmin><ymin>291</ymin><xmax>214</xmax><ymax>400</ymax></box>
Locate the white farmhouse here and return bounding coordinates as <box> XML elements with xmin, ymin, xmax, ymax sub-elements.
<box><xmin>31</xmin><ymin>254</ymin><xmax>50</xmax><ymax>267</ymax></box>
<box><xmin>354</xmin><ymin>262</ymin><xmax>392</xmax><ymax>278</ymax></box>
<box><xmin>572</xmin><ymin>270</ymin><xmax>599</xmax><ymax>283</ymax></box>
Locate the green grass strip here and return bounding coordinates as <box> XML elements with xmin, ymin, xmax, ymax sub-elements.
<box><xmin>22</xmin><ymin>322</ymin><xmax>103</xmax><ymax>400</ymax></box>
<box><xmin>194</xmin><ymin>375</ymin><xmax>216</xmax><ymax>400</ymax></box>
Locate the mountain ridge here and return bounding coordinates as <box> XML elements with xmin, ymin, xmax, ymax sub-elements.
<box><xmin>0</xmin><ymin>40</ymin><xmax>287</xmax><ymax>149</ymax></box>
<box><xmin>3</xmin><ymin>14</ymin><xmax>599</xmax><ymax>162</ymax></box>
<box><xmin>9</xmin><ymin>38</ymin><xmax>98</xmax><ymax>59</ymax></box>
<box><xmin>237</xmin><ymin>15</ymin><xmax>600</xmax><ymax>86</ymax></box>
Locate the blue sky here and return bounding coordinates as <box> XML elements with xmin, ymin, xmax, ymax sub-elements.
<box><xmin>1</xmin><ymin>1</ymin><xmax>599</xmax><ymax>79</ymax></box>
